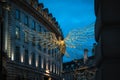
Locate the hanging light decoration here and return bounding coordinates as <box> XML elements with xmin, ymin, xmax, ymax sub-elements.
<box><xmin>21</xmin><ymin>22</ymin><xmax>94</xmax><ymax>60</ymax></box>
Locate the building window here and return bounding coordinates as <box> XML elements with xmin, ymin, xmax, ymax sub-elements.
<box><xmin>71</xmin><ymin>64</ymin><xmax>74</xmax><ymax>71</ymax></box>
<box><xmin>44</xmin><ymin>29</ymin><xmax>47</xmax><ymax>32</ymax></box>
<box><xmin>50</xmin><ymin>62</ymin><xmax>52</xmax><ymax>72</ymax></box>
<box><xmin>32</xmin><ymin>36</ymin><xmax>35</xmax><ymax>46</ymax></box>
<box><xmin>15</xmin><ymin>46</ymin><xmax>20</xmax><ymax>62</ymax></box>
<box><xmin>34</xmin><ymin>1</ymin><xmax>38</xmax><ymax>8</ymax></box>
<box><xmin>52</xmin><ymin>63</ymin><xmax>53</xmax><ymax>73</ymax></box>
<box><xmin>24</xmin><ymin>31</ymin><xmax>28</xmax><ymax>43</ymax></box>
<box><xmin>39</xmin><ymin>25</ymin><xmax>41</xmax><ymax>32</ymax></box>
<box><xmin>44</xmin><ymin>57</ymin><xmax>46</xmax><ymax>70</ymax></box>
<box><xmin>48</xmin><ymin>59</ymin><xmax>50</xmax><ymax>70</ymax></box>
<box><xmin>39</xmin><ymin>55</ymin><xmax>41</xmax><ymax>68</ymax></box>
<box><xmin>53</xmin><ymin>64</ymin><xmax>55</xmax><ymax>73</ymax></box>
<box><xmin>52</xmin><ymin>49</ymin><xmax>54</xmax><ymax>57</ymax></box>
<box><xmin>31</xmin><ymin>52</ymin><xmax>35</xmax><ymax>67</ymax></box>
<box><xmin>24</xmin><ymin>50</ymin><xmax>29</xmax><ymax>65</ymax></box>
<box><xmin>24</xmin><ymin>15</ymin><xmax>28</xmax><ymax>25</ymax></box>
<box><xmin>15</xmin><ymin>9</ymin><xmax>20</xmax><ymax>20</ymax></box>
<box><xmin>44</xmin><ymin>48</ymin><xmax>46</xmax><ymax>53</ymax></box>
<box><xmin>48</xmin><ymin>50</ymin><xmax>50</xmax><ymax>55</ymax></box>
<box><xmin>37</xmin><ymin>39</ymin><xmax>41</xmax><ymax>50</ymax></box>
<box><xmin>32</xmin><ymin>20</ymin><xmax>36</xmax><ymax>30</ymax></box>
<box><xmin>30</xmin><ymin>0</ymin><xmax>35</xmax><ymax>6</ymax></box>
<box><xmin>15</xmin><ymin>26</ymin><xmax>20</xmax><ymax>39</ymax></box>
<box><xmin>38</xmin><ymin>44</ymin><xmax>41</xmax><ymax>50</ymax></box>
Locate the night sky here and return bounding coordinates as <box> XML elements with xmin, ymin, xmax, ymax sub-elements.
<box><xmin>38</xmin><ymin>0</ymin><xmax>96</xmax><ymax>62</ymax></box>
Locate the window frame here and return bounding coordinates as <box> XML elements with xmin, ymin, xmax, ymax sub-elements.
<box><xmin>24</xmin><ymin>31</ymin><xmax>28</xmax><ymax>43</ymax></box>
<box><xmin>24</xmin><ymin>15</ymin><xmax>29</xmax><ymax>26</ymax></box>
<box><xmin>15</xmin><ymin>26</ymin><xmax>20</xmax><ymax>39</ymax></box>
<box><xmin>15</xmin><ymin>9</ymin><xmax>20</xmax><ymax>20</ymax></box>
<box><xmin>31</xmin><ymin>20</ymin><xmax>36</xmax><ymax>30</ymax></box>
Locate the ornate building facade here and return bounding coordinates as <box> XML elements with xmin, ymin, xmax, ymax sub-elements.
<box><xmin>62</xmin><ymin>56</ymin><xmax>96</xmax><ymax>80</ymax></box>
<box><xmin>1</xmin><ymin>0</ymin><xmax>64</xmax><ymax>80</ymax></box>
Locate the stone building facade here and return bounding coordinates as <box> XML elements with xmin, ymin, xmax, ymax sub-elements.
<box><xmin>1</xmin><ymin>0</ymin><xmax>64</xmax><ymax>80</ymax></box>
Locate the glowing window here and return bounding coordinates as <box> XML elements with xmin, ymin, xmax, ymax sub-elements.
<box><xmin>15</xmin><ymin>26</ymin><xmax>20</xmax><ymax>39</ymax></box>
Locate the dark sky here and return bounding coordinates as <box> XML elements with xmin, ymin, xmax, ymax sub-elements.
<box><xmin>39</xmin><ymin>0</ymin><xmax>96</xmax><ymax>62</ymax></box>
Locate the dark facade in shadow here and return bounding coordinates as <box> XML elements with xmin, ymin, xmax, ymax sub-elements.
<box><xmin>94</xmin><ymin>0</ymin><xmax>120</xmax><ymax>80</ymax></box>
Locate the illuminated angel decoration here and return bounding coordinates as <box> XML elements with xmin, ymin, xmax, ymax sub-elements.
<box><xmin>63</xmin><ymin>23</ymin><xmax>95</xmax><ymax>59</ymax></box>
<box><xmin>21</xmin><ymin>22</ymin><xmax>94</xmax><ymax>60</ymax></box>
<box><xmin>64</xmin><ymin>23</ymin><xmax>94</xmax><ymax>49</ymax></box>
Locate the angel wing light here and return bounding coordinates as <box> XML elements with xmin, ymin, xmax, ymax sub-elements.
<box><xmin>65</xmin><ymin>23</ymin><xmax>94</xmax><ymax>50</ymax></box>
<box><xmin>21</xmin><ymin>22</ymin><xmax>95</xmax><ymax>60</ymax></box>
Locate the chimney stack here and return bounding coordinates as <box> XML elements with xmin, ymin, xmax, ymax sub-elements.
<box><xmin>83</xmin><ymin>48</ymin><xmax>88</xmax><ymax>64</ymax></box>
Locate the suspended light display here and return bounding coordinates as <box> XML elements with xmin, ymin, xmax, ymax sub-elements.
<box><xmin>20</xmin><ymin>22</ymin><xmax>95</xmax><ymax>60</ymax></box>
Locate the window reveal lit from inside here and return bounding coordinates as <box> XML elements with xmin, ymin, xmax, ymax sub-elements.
<box><xmin>11</xmin><ymin>52</ymin><xmax>14</xmax><ymax>61</ymax></box>
<box><xmin>36</xmin><ymin>60</ymin><xmax>38</xmax><ymax>67</ymax></box>
<box><xmin>21</xmin><ymin>54</ymin><xmax>24</xmax><ymax>63</ymax></box>
<box><xmin>29</xmin><ymin>56</ymin><xmax>32</xmax><ymax>65</ymax></box>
